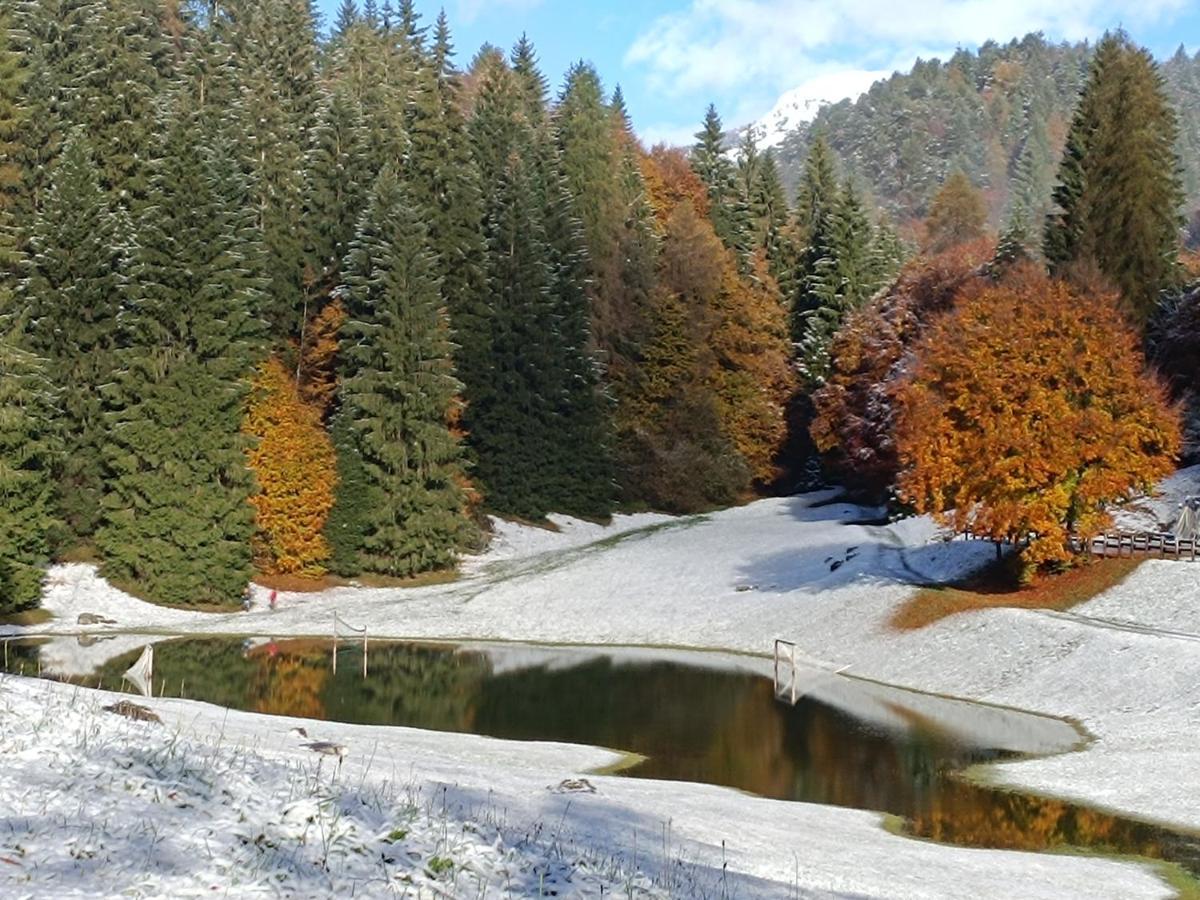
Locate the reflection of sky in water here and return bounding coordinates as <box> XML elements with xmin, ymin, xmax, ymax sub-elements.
<box><xmin>6</xmin><ymin>635</ymin><xmax>1200</xmax><ymax>873</ymax></box>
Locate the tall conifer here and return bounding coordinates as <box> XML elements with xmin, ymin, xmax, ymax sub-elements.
<box><xmin>99</xmin><ymin>109</ymin><xmax>267</xmax><ymax>605</ymax></box>
<box><xmin>338</xmin><ymin>169</ymin><xmax>476</xmax><ymax>576</ymax></box>
<box><xmin>1045</xmin><ymin>31</ymin><xmax>1184</xmax><ymax>322</ymax></box>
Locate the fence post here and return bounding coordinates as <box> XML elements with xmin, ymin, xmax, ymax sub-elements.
<box><xmin>332</xmin><ymin>613</ymin><xmax>337</xmax><ymax>675</ymax></box>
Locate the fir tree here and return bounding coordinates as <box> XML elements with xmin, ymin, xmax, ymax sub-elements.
<box><xmin>21</xmin><ymin>133</ymin><xmax>125</xmax><ymax>541</ymax></box>
<box><xmin>1045</xmin><ymin>31</ymin><xmax>1184</xmax><ymax>323</ymax></box>
<box><xmin>99</xmin><ymin>109</ymin><xmax>267</xmax><ymax>606</ymax></box>
<box><xmin>338</xmin><ymin>169</ymin><xmax>476</xmax><ymax>576</ymax></box>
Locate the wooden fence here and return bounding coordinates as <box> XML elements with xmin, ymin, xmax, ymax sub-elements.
<box><xmin>1077</xmin><ymin>532</ymin><xmax>1197</xmax><ymax>561</ymax></box>
<box><xmin>948</xmin><ymin>528</ymin><xmax>1197</xmax><ymax>561</ymax></box>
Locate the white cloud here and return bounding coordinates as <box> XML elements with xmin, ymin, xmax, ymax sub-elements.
<box><xmin>626</xmin><ymin>0</ymin><xmax>1189</xmax><ymax>113</ymax></box>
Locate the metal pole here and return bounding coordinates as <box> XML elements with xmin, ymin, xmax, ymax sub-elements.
<box><xmin>332</xmin><ymin>613</ymin><xmax>337</xmax><ymax>675</ymax></box>
<box><xmin>362</xmin><ymin>633</ymin><xmax>368</xmax><ymax>678</ymax></box>
<box><xmin>790</xmin><ymin>644</ymin><xmax>797</xmax><ymax>704</ymax></box>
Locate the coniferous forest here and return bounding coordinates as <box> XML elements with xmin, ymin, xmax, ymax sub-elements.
<box><xmin>0</xmin><ymin>4</ymin><xmax>1197</xmax><ymax>610</ymax></box>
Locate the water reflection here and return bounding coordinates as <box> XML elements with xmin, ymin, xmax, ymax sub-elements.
<box><xmin>4</xmin><ymin>636</ymin><xmax>1199</xmax><ymax>873</ymax></box>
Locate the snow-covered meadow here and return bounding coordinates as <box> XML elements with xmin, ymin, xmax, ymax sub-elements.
<box><xmin>4</xmin><ymin>468</ymin><xmax>1200</xmax><ymax>898</ymax></box>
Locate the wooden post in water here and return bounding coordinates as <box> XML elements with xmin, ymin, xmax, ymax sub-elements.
<box><xmin>362</xmin><ymin>633</ymin><xmax>368</xmax><ymax>679</ymax></box>
<box><xmin>331</xmin><ymin>613</ymin><xmax>338</xmax><ymax>675</ymax></box>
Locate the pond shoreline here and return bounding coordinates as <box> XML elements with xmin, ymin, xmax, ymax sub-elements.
<box><xmin>6</xmin><ymin>486</ymin><xmax>1200</xmax><ymax>896</ymax></box>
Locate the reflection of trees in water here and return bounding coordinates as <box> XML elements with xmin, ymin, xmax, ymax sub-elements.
<box><xmin>12</xmin><ymin>637</ymin><xmax>1197</xmax><ymax>871</ymax></box>
<box><xmin>318</xmin><ymin>643</ymin><xmax>490</xmax><ymax>732</ymax></box>
<box><xmin>909</xmin><ymin>784</ymin><xmax>1163</xmax><ymax>857</ymax></box>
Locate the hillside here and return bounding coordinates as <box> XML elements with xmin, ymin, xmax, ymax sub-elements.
<box><xmin>762</xmin><ymin>34</ymin><xmax>1200</xmax><ymax>229</ymax></box>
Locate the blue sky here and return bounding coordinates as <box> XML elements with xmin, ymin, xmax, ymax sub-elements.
<box><xmin>316</xmin><ymin>1</ymin><xmax>1200</xmax><ymax>146</ymax></box>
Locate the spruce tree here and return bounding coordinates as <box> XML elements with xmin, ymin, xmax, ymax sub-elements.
<box><xmin>338</xmin><ymin>169</ymin><xmax>476</xmax><ymax>576</ymax></box>
<box><xmin>99</xmin><ymin>109</ymin><xmax>267</xmax><ymax>606</ymax></box>
<box><xmin>21</xmin><ymin>133</ymin><xmax>124</xmax><ymax>541</ymax></box>
<box><xmin>0</xmin><ymin>205</ymin><xmax>58</xmax><ymax>612</ymax></box>
<box><xmin>791</xmin><ymin>134</ymin><xmax>839</xmax><ymax>341</ymax></box>
<box><xmin>555</xmin><ymin>61</ymin><xmax>656</xmax><ymax>394</ymax></box>
<box><xmin>798</xmin><ymin>181</ymin><xmax>879</xmax><ymax>386</ymax></box>
<box><xmin>691</xmin><ymin>104</ymin><xmax>748</xmax><ymax>254</ymax></box>
<box><xmin>304</xmin><ymin>84</ymin><xmax>370</xmax><ymax>291</ymax></box>
<box><xmin>1045</xmin><ymin>31</ymin><xmax>1184</xmax><ymax>323</ymax></box>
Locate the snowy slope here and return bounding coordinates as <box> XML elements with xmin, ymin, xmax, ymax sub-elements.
<box><xmin>742</xmin><ymin>70</ymin><xmax>889</xmax><ymax>150</ymax></box>
<box><xmin>9</xmin><ymin>487</ymin><xmax>1200</xmax><ymax>895</ymax></box>
<box><xmin>0</xmin><ymin>675</ymin><xmax>1173</xmax><ymax>900</ymax></box>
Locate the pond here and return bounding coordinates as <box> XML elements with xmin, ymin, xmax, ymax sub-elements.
<box><xmin>4</xmin><ymin>634</ymin><xmax>1199</xmax><ymax>874</ymax></box>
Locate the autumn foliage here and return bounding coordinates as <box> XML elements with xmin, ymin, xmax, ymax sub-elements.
<box><xmin>296</xmin><ymin>299</ymin><xmax>346</xmax><ymax>418</ymax></box>
<box><xmin>810</xmin><ymin>239</ymin><xmax>995</xmax><ymax>498</ymax></box>
<box><xmin>243</xmin><ymin>357</ymin><xmax>338</xmax><ymax>576</ymax></box>
<box><xmin>895</xmin><ymin>265</ymin><xmax>1180</xmax><ymax>569</ymax></box>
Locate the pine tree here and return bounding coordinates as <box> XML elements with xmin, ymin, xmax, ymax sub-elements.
<box><xmin>338</xmin><ymin>169</ymin><xmax>476</xmax><ymax>576</ymax></box>
<box><xmin>99</xmin><ymin>109</ymin><xmax>267</xmax><ymax>606</ymax></box>
<box><xmin>21</xmin><ymin>133</ymin><xmax>125</xmax><ymax>541</ymax></box>
<box><xmin>1045</xmin><ymin>31</ymin><xmax>1184</xmax><ymax>323</ymax></box>
<box><xmin>323</xmin><ymin>409</ymin><xmax>370</xmax><ymax>575</ymax></box>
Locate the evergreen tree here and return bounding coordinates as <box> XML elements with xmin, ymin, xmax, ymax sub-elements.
<box><xmin>323</xmin><ymin>409</ymin><xmax>370</xmax><ymax>576</ymax></box>
<box><xmin>791</xmin><ymin>134</ymin><xmax>839</xmax><ymax>341</ymax></box>
<box><xmin>99</xmin><ymin>109</ymin><xmax>267</xmax><ymax>606</ymax></box>
<box><xmin>234</xmin><ymin>0</ymin><xmax>322</xmax><ymax>339</ymax></box>
<box><xmin>691</xmin><ymin>104</ymin><xmax>748</xmax><ymax>254</ymax></box>
<box><xmin>798</xmin><ymin>180</ymin><xmax>876</xmax><ymax>386</ymax></box>
<box><xmin>0</xmin><ymin>196</ymin><xmax>58</xmax><ymax>611</ymax></box>
<box><xmin>304</xmin><ymin>84</ymin><xmax>370</xmax><ymax>291</ymax></box>
<box><xmin>1045</xmin><ymin>31</ymin><xmax>1184</xmax><ymax>323</ymax></box>
<box><xmin>555</xmin><ymin>61</ymin><xmax>656</xmax><ymax>390</ymax></box>
<box><xmin>333</xmin><ymin>0</ymin><xmax>359</xmax><ymax>37</ymax></box>
<box><xmin>338</xmin><ymin>169</ymin><xmax>476</xmax><ymax>576</ymax></box>
<box><xmin>0</xmin><ymin>4</ymin><xmax>28</xmax><ymax>221</ymax></box>
<box><xmin>21</xmin><ymin>133</ymin><xmax>125</xmax><ymax>541</ymax></box>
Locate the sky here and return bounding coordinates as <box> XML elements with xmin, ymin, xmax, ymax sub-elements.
<box><xmin>317</xmin><ymin>1</ymin><xmax>1200</xmax><ymax>147</ymax></box>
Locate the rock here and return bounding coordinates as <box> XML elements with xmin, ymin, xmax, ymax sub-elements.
<box><xmin>551</xmin><ymin>778</ymin><xmax>596</xmax><ymax>794</ymax></box>
<box><xmin>102</xmin><ymin>701</ymin><xmax>161</xmax><ymax>724</ymax></box>
<box><xmin>77</xmin><ymin>613</ymin><xmax>117</xmax><ymax>626</ymax></box>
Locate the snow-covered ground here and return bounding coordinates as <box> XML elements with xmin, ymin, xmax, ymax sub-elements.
<box><xmin>6</xmin><ymin>472</ymin><xmax>1200</xmax><ymax>897</ymax></box>
<box><xmin>0</xmin><ymin>675</ymin><xmax>1174</xmax><ymax>900</ymax></box>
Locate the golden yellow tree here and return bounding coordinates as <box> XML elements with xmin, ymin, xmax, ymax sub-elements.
<box><xmin>243</xmin><ymin>357</ymin><xmax>338</xmax><ymax>575</ymax></box>
<box><xmin>896</xmin><ymin>265</ymin><xmax>1180</xmax><ymax>569</ymax></box>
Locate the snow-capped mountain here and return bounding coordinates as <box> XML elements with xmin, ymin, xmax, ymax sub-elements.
<box><xmin>742</xmin><ymin>69</ymin><xmax>891</xmax><ymax>150</ymax></box>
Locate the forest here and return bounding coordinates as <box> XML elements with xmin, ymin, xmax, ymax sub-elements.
<box><xmin>0</xmin><ymin>1</ymin><xmax>1197</xmax><ymax>610</ymax></box>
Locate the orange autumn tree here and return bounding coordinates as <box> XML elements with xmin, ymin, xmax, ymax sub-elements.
<box><xmin>243</xmin><ymin>357</ymin><xmax>338</xmax><ymax>576</ymax></box>
<box><xmin>296</xmin><ymin>299</ymin><xmax>346</xmax><ymax>418</ymax></box>
<box><xmin>895</xmin><ymin>265</ymin><xmax>1180</xmax><ymax>570</ymax></box>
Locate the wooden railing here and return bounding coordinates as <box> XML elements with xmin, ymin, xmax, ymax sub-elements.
<box><xmin>1075</xmin><ymin>532</ymin><xmax>1197</xmax><ymax>561</ymax></box>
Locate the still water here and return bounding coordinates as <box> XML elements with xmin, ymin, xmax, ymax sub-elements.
<box><xmin>4</xmin><ymin>635</ymin><xmax>1199</xmax><ymax>872</ymax></box>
